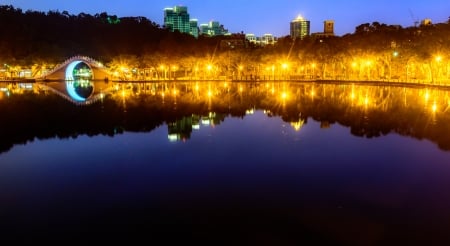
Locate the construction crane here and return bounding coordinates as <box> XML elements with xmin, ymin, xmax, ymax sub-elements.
<box><xmin>408</xmin><ymin>9</ymin><xmax>419</xmax><ymax>27</ymax></box>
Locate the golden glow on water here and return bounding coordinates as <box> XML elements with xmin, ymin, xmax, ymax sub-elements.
<box><xmin>6</xmin><ymin>80</ymin><xmax>450</xmax><ymax>146</ymax></box>
<box><xmin>425</xmin><ymin>90</ymin><xmax>430</xmax><ymax>102</ymax></box>
<box><xmin>8</xmin><ymin>81</ymin><xmax>450</xmax><ymax>127</ymax></box>
<box><xmin>290</xmin><ymin>119</ymin><xmax>305</xmax><ymax>131</ymax></box>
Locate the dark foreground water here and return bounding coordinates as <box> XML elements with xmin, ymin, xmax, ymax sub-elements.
<box><xmin>1</xmin><ymin>81</ymin><xmax>450</xmax><ymax>244</ymax></box>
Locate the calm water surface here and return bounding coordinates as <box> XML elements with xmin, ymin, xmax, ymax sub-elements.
<box><xmin>1</xmin><ymin>81</ymin><xmax>450</xmax><ymax>244</ymax></box>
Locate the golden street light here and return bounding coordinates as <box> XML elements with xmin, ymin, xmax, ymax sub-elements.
<box><xmin>311</xmin><ymin>63</ymin><xmax>316</xmax><ymax>79</ymax></box>
<box><xmin>271</xmin><ymin>65</ymin><xmax>275</xmax><ymax>80</ymax></box>
<box><xmin>159</xmin><ymin>65</ymin><xmax>166</xmax><ymax>79</ymax></box>
<box><xmin>365</xmin><ymin>60</ymin><xmax>373</xmax><ymax>80</ymax></box>
<box><xmin>351</xmin><ymin>62</ymin><xmax>358</xmax><ymax>80</ymax></box>
<box><xmin>171</xmin><ymin>65</ymin><xmax>178</xmax><ymax>80</ymax></box>
<box><xmin>434</xmin><ymin>55</ymin><xmax>443</xmax><ymax>83</ymax></box>
<box><xmin>238</xmin><ymin>65</ymin><xmax>243</xmax><ymax>79</ymax></box>
<box><xmin>206</xmin><ymin>64</ymin><xmax>213</xmax><ymax>79</ymax></box>
<box><xmin>281</xmin><ymin>62</ymin><xmax>289</xmax><ymax>80</ymax></box>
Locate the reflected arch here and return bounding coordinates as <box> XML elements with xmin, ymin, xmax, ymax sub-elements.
<box><xmin>66</xmin><ymin>81</ymin><xmax>94</xmax><ymax>102</ymax></box>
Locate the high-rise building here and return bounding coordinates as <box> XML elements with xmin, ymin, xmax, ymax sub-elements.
<box><xmin>164</xmin><ymin>6</ymin><xmax>190</xmax><ymax>34</ymax></box>
<box><xmin>200</xmin><ymin>21</ymin><xmax>229</xmax><ymax>36</ymax></box>
<box><xmin>290</xmin><ymin>15</ymin><xmax>310</xmax><ymax>40</ymax></box>
<box><xmin>189</xmin><ymin>19</ymin><xmax>199</xmax><ymax>38</ymax></box>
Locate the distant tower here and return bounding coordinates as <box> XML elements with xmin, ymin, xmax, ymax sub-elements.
<box><xmin>324</xmin><ymin>20</ymin><xmax>334</xmax><ymax>35</ymax></box>
<box><xmin>189</xmin><ymin>19</ymin><xmax>199</xmax><ymax>38</ymax></box>
<box><xmin>290</xmin><ymin>15</ymin><xmax>310</xmax><ymax>40</ymax></box>
<box><xmin>164</xmin><ymin>6</ymin><xmax>190</xmax><ymax>34</ymax></box>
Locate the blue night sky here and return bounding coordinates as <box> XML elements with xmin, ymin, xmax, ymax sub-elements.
<box><xmin>1</xmin><ymin>0</ymin><xmax>449</xmax><ymax>36</ymax></box>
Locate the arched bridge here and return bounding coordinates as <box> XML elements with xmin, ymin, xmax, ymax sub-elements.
<box><xmin>37</xmin><ymin>56</ymin><xmax>111</xmax><ymax>81</ymax></box>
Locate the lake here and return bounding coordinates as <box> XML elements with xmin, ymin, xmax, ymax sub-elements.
<box><xmin>1</xmin><ymin>81</ymin><xmax>450</xmax><ymax>244</ymax></box>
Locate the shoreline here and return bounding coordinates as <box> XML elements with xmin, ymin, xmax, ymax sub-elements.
<box><xmin>2</xmin><ymin>78</ymin><xmax>450</xmax><ymax>90</ymax></box>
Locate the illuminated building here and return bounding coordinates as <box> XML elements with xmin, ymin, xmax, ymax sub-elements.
<box><xmin>200</xmin><ymin>21</ymin><xmax>229</xmax><ymax>36</ymax></box>
<box><xmin>189</xmin><ymin>19</ymin><xmax>199</xmax><ymax>38</ymax></box>
<box><xmin>164</xmin><ymin>6</ymin><xmax>191</xmax><ymax>34</ymax></box>
<box><xmin>290</xmin><ymin>15</ymin><xmax>310</xmax><ymax>40</ymax></box>
<box><xmin>421</xmin><ymin>18</ymin><xmax>432</xmax><ymax>26</ymax></box>
<box><xmin>245</xmin><ymin>33</ymin><xmax>277</xmax><ymax>46</ymax></box>
<box><xmin>245</xmin><ymin>34</ymin><xmax>257</xmax><ymax>44</ymax></box>
<box><xmin>261</xmin><ymin>34</ymin><xmax>275</xmax><ymax>45</ymax></box>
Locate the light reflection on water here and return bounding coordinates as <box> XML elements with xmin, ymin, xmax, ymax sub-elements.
<box><xmin>0</xmin><ymin>81</ymin><xmax>450</xmax><ymax>242</ymax></box>
<box><xmin>66</xmin><ymin>80</ymin><xmax>94</xmax><ymax>101</ymax></box>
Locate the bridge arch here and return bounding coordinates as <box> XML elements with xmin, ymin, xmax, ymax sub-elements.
<box><xmin>66</xmin><ymin>60</ymin><xmax>94</xmax><ymax>81</ymax></box>
<box><xmin>37</xmin><ymin>56</ymin><xmax>111</xmax><ymax>81</ymax></box>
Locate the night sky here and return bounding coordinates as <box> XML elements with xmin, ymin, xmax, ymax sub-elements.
<box><xmin>2</xmin><ymin>0</ymin><xmax>449</xmax><ymax>36</ymax></box>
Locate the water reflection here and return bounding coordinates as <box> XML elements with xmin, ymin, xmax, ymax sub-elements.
<box><xmin>66</xmin><ymin>80</ymin><xmax>94</xmax><ymax>101</ymax></box>
<box><xmin>1</xmin><ymin>81</ymin><xmax>450</xmax><ymax>153</ymax></box>
<box><xmin>168</xmin><ymin>112</ymin><xmax>225</xmax><ymax>142</ymax></box>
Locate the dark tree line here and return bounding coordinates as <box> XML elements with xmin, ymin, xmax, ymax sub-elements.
<box><xmin>0</xmin><ymin>5</ymin><xmax>224</xmax><ymax>65</ymax></box>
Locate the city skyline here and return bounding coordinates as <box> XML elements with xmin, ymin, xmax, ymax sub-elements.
<box><xmin>1</xmin><ymin>0</ymin><xmax>449</xmax><ymax>36</ymax></box>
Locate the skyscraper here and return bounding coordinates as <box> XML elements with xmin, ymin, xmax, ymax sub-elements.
<box><xmin>189</xmin><ymin>19</ymin><xmax>199</xmax><ymax>38</ymax></box>
<box><xmin>164</xmin><ymin>6</ymin><xmax>190</xmax><ymax>34</ymax></box>
<box><xmin>290</xmin><ymin>15</ymin><xmax>310</xmax><ymax>40</ymax></box>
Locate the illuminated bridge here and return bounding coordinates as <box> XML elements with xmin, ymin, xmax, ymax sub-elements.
<box><xmin>36</xmin><ymin>56</ymin><xmax>111</xmax><ymax>81</ymax></box>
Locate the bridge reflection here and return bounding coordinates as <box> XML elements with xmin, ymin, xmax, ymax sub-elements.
<box><xmin>1</xmin><ymin>81</ymin><xmax>450</xmax><ymax>152</ymax></box>
<box><xmin>36</xmin><ymin>80</ymin><xmax>114</xmax><ymax>105</ymax></box>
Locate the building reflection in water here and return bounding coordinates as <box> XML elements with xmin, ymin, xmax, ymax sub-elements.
<box><xmin>168</xmin><ymin>112</ymin><xmax>225</xmax><ymax>142</ymax></box>
<box><xmin>1</xmin><ymin>81</ymin><xmax>450</xmax><ymax>151</ymax></box>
